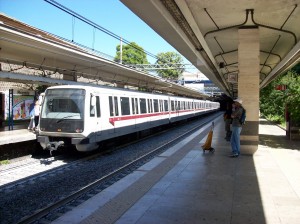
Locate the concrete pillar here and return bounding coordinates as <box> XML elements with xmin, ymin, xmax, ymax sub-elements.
<box><xmin>238</xmin><ymin>26</ymin><xmax>260</xmax><ymax>155</ymax></box>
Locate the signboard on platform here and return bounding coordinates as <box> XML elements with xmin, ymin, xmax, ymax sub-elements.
<box><xmin>275</xmin><ymin>85</ymin><xmax>287</xmax><ymax>91</ymax></box>
<box><xmin>228</xmin><ymin>74</ymin><xmax>237</xmax><ymax>83</ymax></box>
<box><xmin>3</xmin><ymin>89</ymin><xmax>35</xmax><ymax>121</ymax></box>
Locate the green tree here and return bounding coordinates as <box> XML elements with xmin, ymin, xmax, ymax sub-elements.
<box><xmin>155</xmin><ymin>52</ymin><xmax>184</xmax><ymax>80</ymax></box>
<box><xmin>282</xmin><ymin>71</ymin><xmax>300</xmax><ymax>124</ymax></box>
<box><xmin>260</xmin><ymin>79</ymin><xmax>285</xmax><ymax>124</ymax></box>
<box><xmin>114</xmin><ymin>42</ymin><xmax>149</xmax><ymax>65</ymax></box>
<box><xmin>260</xmin><ymin>65</ymin><xmax>300</xmax><ymax>125</ymax></box>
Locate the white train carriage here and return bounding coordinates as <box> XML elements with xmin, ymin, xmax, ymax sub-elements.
<box><xmin>37</xmin><ymin>85</ymin><xmax>219</xmax><ymax>152</ymax></box>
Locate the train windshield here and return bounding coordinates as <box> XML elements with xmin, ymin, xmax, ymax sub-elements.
<box><xmin>41</xmin><ymin>89</ymin><xmax>85</xmax><ymax>119</ymax></box>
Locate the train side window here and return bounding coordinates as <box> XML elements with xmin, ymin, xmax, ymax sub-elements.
<box><xmin>171</xmin><ymin>100</ymin><xmax>175</xmax><ymax>111</ymax></box>
<box><xmin>153</xmin><ymin>99</ymin><xmax>159</xmax><ymax>112</ymax></box>
<box><xmin>114</xmin><ymin>96</ymin><xmax>119</xmax><ymax>116</ymax></box>
<box><xmin>135</xmin><ymin>98</ymin><xmax>139</xmax><ymax>114</ymax></box>
<box><xmin>109</xmin><ymin>96</ymin><xmax>119</xmax><ymax>116</ymax></box>
<box><xmin>90</xmin><ymin>96</ymin><xmax>95</xmax><ymax>117</ymax></box>
<box><xmin>159</xmin><ymin>99</ymin><xmax>163</xmax><ymax>112</ymax></box>
<box><xmin>147</xmin><ymin>99</ymin><xmax>153</xmax><ymax>113</ymax></box>
<box><xmin>96</xmin><ymin>96</ymin><xmax>100</xmax><ymax>117</ymax></box>
<box><xmin>146</xmin><ymin>99</ymin><xmax>148</xmax><ymax>113</ymax></box>
<box><xmin>164</xmin><ymin>100</ymin><xmax>169</xmax><ymax>112</ymax></box>
<box><xmin>140</xmin><ymin>98</ymin><xmax>147</xmax><ymax>114</ymax></box>
<box><xmin>109</xmin><ymin>96</ymin><xmax>113</xmax><ymax>116</ymax></box>
<box><xmin>131</xmin><ymin>97</ymin><xmax>138</xmax><ymax>114</ymax></box>
<box><xmin>121</xmin><ymin>97</ymin><xmax>130</xmax><ymax>115</ymax></box>
<box><xmin>131</xmin><ymin>98</ymin><xmax>135</xmax><ymax>114</ymax></box>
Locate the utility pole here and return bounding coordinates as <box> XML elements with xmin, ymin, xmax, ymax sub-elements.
<box><xmin>120</xmin><ymin>37</ymin><xmax>122</xmax><ymax>64</ymax></box>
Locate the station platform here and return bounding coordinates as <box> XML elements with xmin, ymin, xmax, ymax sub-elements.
<box><xmin>0</xmin><ymin>123</ymin><xmax>36</xmax><ymax>145</ymax></box>
<box><xmin>52</xmin><ymin>115</ymin><xmax>300</xmax><ymax>224</ymax></box>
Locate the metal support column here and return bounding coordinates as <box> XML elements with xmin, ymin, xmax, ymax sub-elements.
<box><xmin>8</xmin><ymin>89</ymin><xmax>14</xmax><ymax>130</ymax></box>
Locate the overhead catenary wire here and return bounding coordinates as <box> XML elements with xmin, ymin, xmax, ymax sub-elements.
<box><xmin>44</xmin><ymin>0</ymin><xmax>160</xmax><ymax>61</ymax></box>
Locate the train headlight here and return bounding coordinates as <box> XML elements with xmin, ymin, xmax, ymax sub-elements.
<box><xmin>75</xmin><ymin>128</ymin><xmax>83</xmax><ymax>133</ymax></box>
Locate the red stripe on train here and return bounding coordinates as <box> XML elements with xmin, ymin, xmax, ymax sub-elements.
<box><xmin>108</xmin><ymin>108</ymin><xmax>205</xmax><ymax>125</ymax></box>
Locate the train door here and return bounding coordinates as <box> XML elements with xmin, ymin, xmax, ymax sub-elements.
<box><xmin>131</xmin><ymin>97</ymin><xmax>139</xmax><ymax>129</ymax></box>
<box><xmin>139</xmin><ymin>97</ymin><xmax>148</xmax><ymax>129</ymax></box>
<box><xmin>89</xmin><ymin>94</ymin><xmax>102</xmax><ymax>141</ymax></box>
<box><xmin>147</xmin><ymin>98</ymin><xmax>153</xmax><ymax>126</ymax></box>
<box><xmin>176</xmin><ymin>100</ymin><xmax>180</xmax><ymax>117</ymax></box>
<box><xmin>108</xmin><ymin>95</ymin><xmax>119</xmax><ymax>134</ymax></box>
<box><xmin>166</xmin><ymin>97</ymin><xmax>171</xmax><ymax>120</ymax></box>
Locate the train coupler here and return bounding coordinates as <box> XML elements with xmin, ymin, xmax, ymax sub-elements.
<box><xmin>46</xmin><ymin>141</ymin><xmax>64</xmax><ymax>155</ymax></box>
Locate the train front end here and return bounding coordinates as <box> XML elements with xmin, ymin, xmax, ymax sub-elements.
<box><xmin>37</xmin><ymin>87</ymin><xmax>88</xmax><ymax>153</ymax></box>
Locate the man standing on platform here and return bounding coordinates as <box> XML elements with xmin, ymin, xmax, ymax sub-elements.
<box><xmin>223</xmin><ymin>101</ymin><xmax>232</xmax><ymax>141</ymax></box>
<box><xmin>33</xmin><ymin>100</ymin><xmax>40</xmax><ymax>131</ymax></box>
<box><xmin>229</xmin><ymin>98</ymin><xmax>243</xmax><ymax>157</ymax></box>
<box><xmin>27</xmin><ymin>101</ymin><xmax>35</xmax><ymax>131</ymax></box>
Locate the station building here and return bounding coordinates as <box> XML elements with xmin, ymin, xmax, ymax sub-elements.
<box><xmin>178</xmin><ymin>71</ymin><xmax>223</xmax><ymax>96</ymax></box>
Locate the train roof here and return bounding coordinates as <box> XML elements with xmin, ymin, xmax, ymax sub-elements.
<box><xmin>45</xmin><ymin>85</ymin><xmax>214</xmax><ymax>101</ymax></box>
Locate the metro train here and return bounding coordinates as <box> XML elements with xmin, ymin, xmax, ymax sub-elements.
<box><xmin>37</xmin><ymin>85</ymin><xmax>220</xmax><ymax>153</ymax></box>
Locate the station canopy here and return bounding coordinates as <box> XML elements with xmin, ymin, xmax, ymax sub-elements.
<box><xmin>121</xmin><ymin>0</ymin><xmax>300</xmax><ymax>96</ymax></box>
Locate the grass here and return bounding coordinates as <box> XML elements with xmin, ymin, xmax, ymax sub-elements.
<box><xmin>0</xmin><ymin>159</ymin><xmax>10</xmax><ymax>165</ymax></box>
<box><xmin>261</xmin><ymin>113</ymin><xmax>286</xmax><ymax>129</ymax></box>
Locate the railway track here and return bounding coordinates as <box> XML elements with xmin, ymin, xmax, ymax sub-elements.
<box><xmin>0</xmin><ymin>154</ymin><xmax>84</xmax><ymax>191</ymax></box>
<box><xmin>0</xmin><ymin>112</ymin><xmax>221</xmax><ymax>224</ymax></box>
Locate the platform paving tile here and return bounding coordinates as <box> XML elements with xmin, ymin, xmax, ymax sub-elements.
<box><xmin>51</xmin><ymin>117</ymin><xmax>300</xmax><ymax>224</ymax></box>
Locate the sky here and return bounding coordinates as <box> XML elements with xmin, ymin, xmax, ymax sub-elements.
<box><xmin>0</xmin><ymin>0</ymin><xmax>191</xmax><ymax>66</ymax></box>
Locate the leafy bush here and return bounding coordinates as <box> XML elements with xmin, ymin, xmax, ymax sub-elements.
<box><xmin>260</xmin><ymin>64</ymin><xmax>300</xmax><ymax>125</ymax></box>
